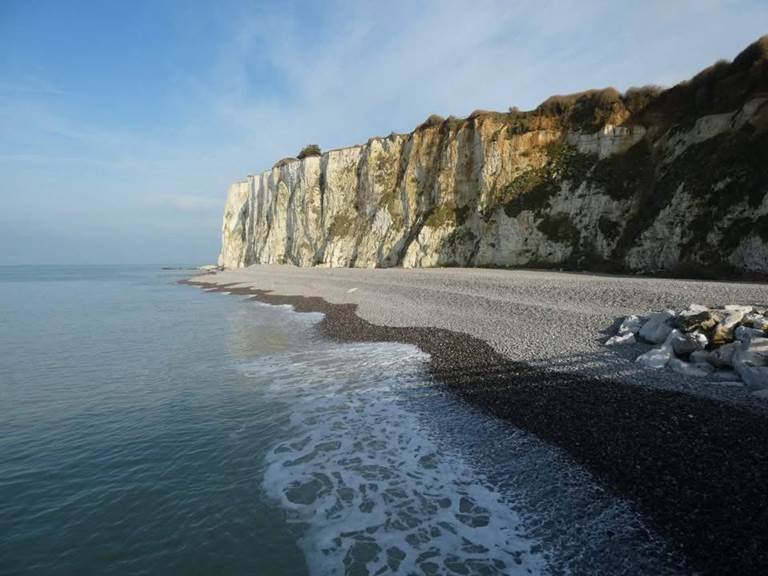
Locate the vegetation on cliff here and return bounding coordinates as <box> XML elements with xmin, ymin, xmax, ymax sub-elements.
<box><xmin>220</xmin><ymin>36</ymin><xmax>768</xmax><ymax>278</ymax></box>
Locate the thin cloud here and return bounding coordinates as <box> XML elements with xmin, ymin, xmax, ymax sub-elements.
<box><xmin>152</xmin><ymin>194</ymin><xmax>223</xmax><ymax>213</ymax></box>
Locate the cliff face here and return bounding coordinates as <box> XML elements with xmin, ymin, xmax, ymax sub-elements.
<box><xmin>219</xmin><ymin>37</ymin><xmax>768</xmax><ymax>276</ymax></box>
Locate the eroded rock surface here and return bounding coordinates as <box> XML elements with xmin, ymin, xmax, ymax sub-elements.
<box><xmin>219</xmin><ymin>37</ymin><xmax>768</xmax><ymax>276</ymax></box>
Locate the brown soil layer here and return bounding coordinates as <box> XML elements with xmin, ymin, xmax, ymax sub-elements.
<box><xmin>182</xmin><ymin>279</ymin><xmax>768</xmax><ymax>575</ymax></box>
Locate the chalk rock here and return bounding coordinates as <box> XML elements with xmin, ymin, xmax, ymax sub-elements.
<box><xmin>734</xmin><ymin>361</ymin><xmax>768</xmax><ymax>391</ymax></box>
<box><xmin>639</xmin><ymin>311</ymin><xmax>675</xmax><ymax>344</ymax></box>
<box><xmin>738</xmin><ymin>337</ymin><xmax>768</xmax><ymax>367</ymax></box>
<box><xmin>712</xmin><ymin>309</ymin><xmax>746</xmax><ymax>345</ymax></box>
<box><xmin>734</xmin><ymin>325</ymin><xmax>766</xmax><ymax>343</ymax></box>
<box><xmin>692</xmin><ymin>331</ymin><xmax>709</xmax><ymax>348</ymax></box>
<box><xmin>689</xmin><ymin>350</ymin><xmax>712</xmax><ymax>365</ymax></box>
<box><xmin>677</xmin><ymin>309</ymin><xmax>717</xmax><ymax>333</ymax></box>
<box><xmin>636</xmin><ymin>345</ymin><xmax>673</xmax><ymax>369</ymax></box>
<box><xmin>744</xmin><ymin>313</ymin><xmax>768</xmax><ymax>331</ymax></box>
<box><xmin>711</xmin><ymin>369</ymin><xmax>740</xmax><ymax>382</ymax></box>
<box><xmin>668</xmin><ymin>358</ymin><xmax>714</xmax><ymax>377</ymax></box>
<box><xmin>670</xmin><ymin>331</ymin><xmax>707</xmax><ymax>356</ymax></box>
<box><xmin>618</xmin><ymin>315</ymin><xmax>643</xmax><ymax>336</ymax></box>
<box><xmin>708</xmin><ymin>342</ymin><xmax>742</xmax><ymax>368</ymax></box>
<box><xmin>635</xmin><ymin>329</ymin><xmax>680</xmax><ymax>369</ymax></box>
<box><xmin>725</xmin><ymin>304</ymin><xmax>754</xmax><ymax>313</ymax></box>
<box><xmin>606</xmin><ymin>333</ymin><xmax>636</xmax><ymax>346</ymax></box>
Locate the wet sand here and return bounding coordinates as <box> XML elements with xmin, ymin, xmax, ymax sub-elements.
<box><xmin>182</xmin><ymin>265</ymin><xmax>768</xmax><ymax>575</ymax></box>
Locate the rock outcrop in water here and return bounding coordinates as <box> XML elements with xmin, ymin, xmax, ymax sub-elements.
<box><xmin>219</xmin><ymin>37</ymin><xmax>768</xmax><ymax>277</ymax></box>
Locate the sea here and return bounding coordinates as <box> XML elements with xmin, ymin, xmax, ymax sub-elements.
<box><xmin>0</xmin><ymin>266</ymin><xmax>691</xmax><ymax>575</ymax></box>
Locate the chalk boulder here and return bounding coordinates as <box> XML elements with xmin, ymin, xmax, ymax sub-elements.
<box><xmin>639</xmin><ymin>311</ymin><xmax>676</xmax><ymax>344</ymax></box>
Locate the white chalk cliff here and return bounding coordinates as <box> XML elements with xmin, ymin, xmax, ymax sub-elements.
<box><xmin>219</xmin><ymin>37</ymin><xmax>768</xmax><ymax>277</ymax></box>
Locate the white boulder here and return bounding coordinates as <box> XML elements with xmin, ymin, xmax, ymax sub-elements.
<box><xmin>713</xmin><ymin>309</ymin><xmax>747</xmax><ymax>345</ymax></box>
<box><xmin>668</xmin><ymin>358</ymin><xmax>714</xmax><ymax>377</ymax></box>
<box><xmin>689</xmin><ymin>350</ymin><xmax>711</xmax><ymax>364</ymax></box>
<box><xmin>639</xmin><ymin>310</ymin><xmax>676</xmax><ymax>344</ymax></box>
<box><xmin>606</xmin><ymin>333</ymin><xmax>636</xmax><ymax>346</ymax></box>
<box><xmin>710</xmin><ymin>369</ymin><xmax>740</xmax><ymax>382</ymax></box>
<box><xmin>635</xmin><ymin>329</ymin><xmax>680</xmax><ymax>370</ymax></box>
<box><xmin>708</xmin><ymin>342</ymin><xmax>742</xmax><ymax>368</ymax></box>
<box><xmin>636</xmin><ymin>345</ymin><xmax>673</xmax><ymax>369</ymax></box>
<box><xmin>744</xmin><ymin>313</ymin><xmax>768</xmax><ymax>331</ymax></box>
<box><xmin>734</xmin><ymin>361</ymin><xmax>768</xmax><ymax>391</ymax></box>
<box><xmin>618</xmin><ymin>315</ymin><xmax>643</xmax><ymax>336</ymax></box>
<box><xmin>737</xmin><ymin>337</ymin><xmax>768</xmax><ymax>367</ymax></box>
<box><xmin>725</xmin><ymin>304</ymin><xmax>754</xmax><ymax>313</ymax></box>
<box><xmin>669</xmin><ymin>331</ymin><xmax>707</xmax><ymax>356</ymax></box>
<box><xmin>734</xmin><ymin>325</ymin><xmax>766</xmax><ymax>343</ymax></box>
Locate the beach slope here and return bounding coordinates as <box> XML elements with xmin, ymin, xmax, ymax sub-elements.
<box><xmin>187</xmin><ymin>265</ymin><xmax>768</xmax><ymax>575</ymax></box>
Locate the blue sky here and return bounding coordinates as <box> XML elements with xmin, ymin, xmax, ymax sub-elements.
<box><xmin>1</xmin><ymin>0</ymin><xmax>766</xmax><ymax>264</ymax></box>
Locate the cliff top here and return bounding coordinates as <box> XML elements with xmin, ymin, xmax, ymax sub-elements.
<box><xmin>419</xmin><ymin>35</ymin><xmax>768</xmax><ymax>134</ymax></box>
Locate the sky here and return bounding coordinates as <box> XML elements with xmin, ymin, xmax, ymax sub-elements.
<box><xmin>1</xmin><ymin>0</ymin><xmax>766</xmax><ymax>265</ymax></box>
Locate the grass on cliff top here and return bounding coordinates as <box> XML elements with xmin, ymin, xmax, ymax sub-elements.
<box><xmin>640</xmin><ymin>35</ymin><xmax>768</xmax><ymax>127</ymax></box>
<box><xmin>415</xmin><ymin>86</ymin><xmax>663</xmax><ymax>136</ymax></box>
<box><xmin>412</xmin><ymin>35</ymin><xmax>768</xmax><ymax>137</ymax></box>
<box><xmin>297</xmin><ymin>144</ymin><xmax>322</xmax><ymax>159</ymax></box>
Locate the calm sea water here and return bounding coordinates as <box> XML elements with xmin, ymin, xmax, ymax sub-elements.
<box><xmin>0</xmin><ymin>266</ymin><xmax>691</xmax><ymax>575</ymax></box>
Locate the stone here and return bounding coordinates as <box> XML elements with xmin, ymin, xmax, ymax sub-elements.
<box><xmin>606</xmin><ymin>333</ymin><xmax>636</xmax><ymax>346</ymax></box>
<box><xmin>753</xmin><ymin>389</ymin><xmax>768</xmax><ymax>399</ymax></box>
<box><xmin>734</xmin><ymin>325</ymin><xmax>765</xmax><ymax>343</ymax></box>
<box><xmin>689</xmin><ymin>350</ymin><xmax>712</xmax><ymax>364</ymax></box>
<box><xmin>636</xmin><ymin>344</ymin><xmax>673</xmax><ymax>370</ymax></box>
<box><xmin>670</xmin><ymin>331</ymin><xmax>707</xmax><ymax>356</ymax></box>
<box><xmin>734</xmin><ymin>361</ymin><xmax>768</xmax><ymax>391</ymax></box>
<box><xmin>724</xmin><ymin>304</ymin><xmax>754</xmax><ymax>313</ymax></box>
<box><xmin>744</xmin><ymin>313</ymin><xmax>768</xmax><ymax>331</ymax></box>
<box><xmin>691</xmin><ymin>331</ymin><xmax>709</xmax><ymax>348</ymax></box>
<box><xmin>708</xmin><ymin>342</ymin><xmax>742</xmax><ymax>368</ymax></box>
<box><xmin>738</xmin><ymin>337</ymin><xmax>768</xmax><ymax>367</ymax></box>
<box><xmin>712</xmin><ymin>309</ymin><xmax>746</xmax><ymax>345</ymax></box>
<box><xmin>668</xmin><ymin>358</ymin><xmax>714</xmax><ymax>377</ymax></box>
<box><xmin>618</xmin><ymin>315</ymin><xmax>643</xmax><ymax>336</ymax></box>
<box><xmin>676</xmin><ymin>309</ymin><xmax>717</xmax><ymax>333</ymax></box>
<box><xmin>710</xmin><ymin>369</ymin><xmax>740</xmax><ymax>382</ymax></box>
<box><xmin>639</xmin><ymin>311</ymin><xmax>676</xmax><ymax>344</ymax></box>
<box><xmin>636</xmin><ymin>329</ymin><xmax>680</xmax><ymax>370</ymax></box>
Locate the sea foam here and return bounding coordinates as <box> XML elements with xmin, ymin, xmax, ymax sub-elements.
<box><xmin>242</xmin><ymin>343</ymin><xmax>548</xmax><ymax>576</ymax></box>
